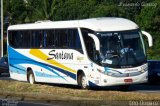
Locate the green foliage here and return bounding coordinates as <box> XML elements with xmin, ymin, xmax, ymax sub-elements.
<box><xmin>3</xmin><ymin>0</ymin><xmax>160</xmax><ymax>59</ymax></box>
<box><xmin>10</xmin><ymin>0</ymin><xmax>27</xmax><ymax>24</ymax></box>
<box><xmin>54</xmin><ymin>0</ymin><xmax>98</xmax><ymax>20</ymax></box>
<box><xmin>136</xmin><ymin>0</ymin><xmax>160</xmax><ymax>59</ymax></box>
<box><xmin>29</xmin><ymin>0</ymin><xmax>57</xmax><ymax>21</ymax></box>
<box><xmin>90</xmin><ymin>4</ymin><xmax>118</xmax><ymax>17</ymax></box>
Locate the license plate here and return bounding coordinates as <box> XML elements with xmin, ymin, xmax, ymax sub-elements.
<box><xmin>124</xmin><ymin>79</ymin><xmax>133</xmax><ymax>83</ymax></box>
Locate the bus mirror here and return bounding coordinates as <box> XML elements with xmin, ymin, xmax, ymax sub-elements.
<box><xmin>141</xmin><ymin>31</ymin><xmax>153</xmax><ymax>47</ymax></box>
<box><xmin>88</xmin><ymin>33</ymin><xmax>100</xmax><ymax>51</ymax></box>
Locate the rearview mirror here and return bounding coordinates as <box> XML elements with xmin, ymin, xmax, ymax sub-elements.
<box><xmin>88</xmin><ymin>33</ymin><xmax>100</xmax><ymax>51</ymax></box>
<box><xmin>141</xmin><ymin>31</ymin><xmax>153</xmax><ymax>47</ymax></box>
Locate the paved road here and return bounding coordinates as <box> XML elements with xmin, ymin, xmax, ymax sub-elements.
<box><xmin>0</xmin><ymin>74</ymin><xmax>160</xmax><ymax>106</ymax></box>
<box><xmin>0</xmin><ymin>73</ymin><xmax>160</xmax><ymax>93</ymax></box>
<box><xmin>96</xmin><ymin>83</ymin><xmax>160</xmax><ymax>93</ymax></box>
<box><xmin>0</xmin><ymin>99</ymin><xmax>53</xmax><ymax>106</ymax></box>
<box><xmin>0</xmin><ymin>73</ymin><xmax>11</xmax><ymax>80</ymax></box>
<box><xmin>130</xmin><ymin>84</ymin><xmax>160</xmax><ymax>93</ymax></box>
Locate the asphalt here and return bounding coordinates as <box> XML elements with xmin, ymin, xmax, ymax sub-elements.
<box><xmin>0</xmin><ymin>73</ymin><xmax>160</xmax><ymax>93</ymax></box>
<box><xmin>0</xmin><ymin>99</ymin><xmax>53</xmax><ymax>106</ymax></box>
<box><xmin>0</xmin><ymin>73</ymin><xmax>160</xmax><ymax>106</ymax></box>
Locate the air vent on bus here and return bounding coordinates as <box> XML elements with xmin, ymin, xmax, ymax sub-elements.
<box><xmin>35</xmin><ymin>20</ymin><xmax>52</xmax><ymax>23</ymax></box>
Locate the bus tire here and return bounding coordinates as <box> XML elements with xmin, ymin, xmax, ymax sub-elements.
<box><xmin>78</xmin><ymin>73</ymin><xmax>88</xmax><ymax>89</ymax></box>
<box><xmin>28</xmin><ymin>71</ymin><xmax>36</xmax><ymax>84</ymax></box>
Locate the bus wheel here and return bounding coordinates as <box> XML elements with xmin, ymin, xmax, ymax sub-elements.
<box><xmin>28</xmin><ymin>71</ymin><xmax>36</xmax><ymax>84</ymax></box>
<box><xmin>78</xmin><ymin>73</ymin><xmax>88</xmax><ymax>89</ymax></box>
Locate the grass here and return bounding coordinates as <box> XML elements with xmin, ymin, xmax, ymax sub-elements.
<box><xmin>0</xmin><ymin>80</ymin><xmax>160</xmax><ymax>101</ymax></box>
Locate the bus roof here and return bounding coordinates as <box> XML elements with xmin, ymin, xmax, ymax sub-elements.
<box><xmin>8</xmin><ymin>17</ymin><xmax>139</xmax><ymax>31</ymax></box>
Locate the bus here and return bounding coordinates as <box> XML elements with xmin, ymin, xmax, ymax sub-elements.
<box><xmin>7</xmin><ymin>18</ymin><xmax>153</xmax><ymax>89</ymax></box>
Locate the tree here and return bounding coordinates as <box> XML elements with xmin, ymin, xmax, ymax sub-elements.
<box><xmin>9</xmin><ymin>0</ymin><xmax>27</xmax><ymax>24</ymax></box>
<box><xmin>28</xmin><ymin>0</ymin><xmax>57</xmax><ymax>21</ymax></box>
<box><xmin>136</xmin><ymin>0</ymin><xmax>160</xmax><ymax>59</ymax></box>
<box><xmin>54</xmin><ymin>0</ymin><xmax>97</xmax><ymax>20</ymax></box>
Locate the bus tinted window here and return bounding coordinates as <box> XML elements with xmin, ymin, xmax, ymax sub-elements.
<box><xmin>45</xmin><ymin>29</ymin><xmax>83</xmax><ymax>53</ymax></box>
<box><xmin>22</xmin><ymin>31</ymin><xmax>32</xmax><ymax>48</ymax></box>
<box><xmin>8</xmin><ymin>29</ymin><xmax>83</xmax><ymax>53</ymax></box>
<box><xmin>9</xmin><ymin>31</ymin><xmax>23</xmax><ymax>48</ymax></box>
<box><xmin>45</xmin><ymin>30</ymin><xmax>55</xmax><ymax>48</ymax></box>
<box><xmin>81</xmin><ymin>28</ymin><xmax>97</xmax><ymax>62</ymax></box>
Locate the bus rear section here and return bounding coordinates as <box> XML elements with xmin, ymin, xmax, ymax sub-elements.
<box><xmin>7</xmin><ymin>28</ymin><xmax>85</xmax><ymax>85</ymax></box>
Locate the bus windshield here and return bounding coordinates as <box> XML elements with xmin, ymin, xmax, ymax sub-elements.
<box><xmin>97</xmin><ymin>30</ymin><xmax>146</xmax><ymax>68</ymax></box>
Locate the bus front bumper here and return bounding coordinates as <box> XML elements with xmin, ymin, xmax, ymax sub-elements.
<box><xmin>88</xmin><ymin>71</ymin><xmax>148</xmax><ymax>87</ymax></box>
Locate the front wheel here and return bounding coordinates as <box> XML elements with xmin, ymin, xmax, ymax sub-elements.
<box><xmin>28</xmin><ymin>71</ymin><xmax>36</xmax><ymax>84</ymax></box>
<box><xmin>78</xmin><ymin>73</ymin><xmax>88</xmax><ymax>89</ymax></box>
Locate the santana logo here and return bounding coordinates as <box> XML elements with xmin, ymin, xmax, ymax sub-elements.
<box><xmin>47</xmin><ymin>50</ymin><xmax>73</xmax><ymax>60</ymax></box>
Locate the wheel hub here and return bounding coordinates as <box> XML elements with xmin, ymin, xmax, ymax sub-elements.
<box><xmin>81</xmin><ymin>76</ymin><xmax>87</xmax><ymax>88</ymax></box>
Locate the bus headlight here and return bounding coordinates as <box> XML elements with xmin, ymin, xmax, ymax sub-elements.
<box><xmin>141</xmin><ymin>65</ymin><xmax>148</xmax><ymax>73</ymax></box>
<box><xmin>97</xmin><ymin>68</ymin><xmax>114</xmax><ymax>76</ymax></box>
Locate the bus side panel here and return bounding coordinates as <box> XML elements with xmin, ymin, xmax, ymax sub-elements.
<box><xmin>8</xmin><ymin>46</ymin><xmax>89</xmax><ymax>85</ymax></box>
<box><xmin>8</xmin><ymin>46</ymin><xmax>28</xmax><ymax>81</ymax></box>
<box><xmin>29</xmin><ymin>49</ymin><xmax>88</xmax><ymax>85</ymax></box>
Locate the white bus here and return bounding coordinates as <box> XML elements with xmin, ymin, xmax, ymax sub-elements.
<box><xmin>7</xmin><ymin>18</ymin><xmax>152</xmax><ymax>89</ymax></box>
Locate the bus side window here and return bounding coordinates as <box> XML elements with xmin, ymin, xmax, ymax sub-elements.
<box><xmin>81</xmin><ymin>28</ymin><xmax>96</xmax><ymax>62</ymax></box>
<box><xmin>9</xmin><ymin>31</ymin><xmax>14</xmax><ymax>47</ymax></box>
<box><xmin>9</xmin><ymin>31</ymin><xmax>23</xmax><ymax>48</ymax></box>
<box><xmin>43</xmin><ymin>31</ymin><xmax>47</xmax><ymax>47</ymax></box>
<box><xmin>22</xmin><ymin>30</ymin><xmax>31</xmax><ymax>48</ymax></box>
<box><xmin>32</xmin><ymin>31</ymin><xmax>36</xmax><ymax>48</ymax></box>
<box><xmin>46</xmin><ymin>30</ymin><xmax>55</xmax><ymax>48</ymax></box>
<box><xmin>68</xmin><ymin>29</ymin><xmax>83</xmax><ymax>54</ymax></box>
<box><xmin>39</xmin><ymin>32</ymin><xmax>43</xmax><ymax>48</ymax></box>
<box><xmin>58</xmin><ymin>29</ymin><xmax>67</xmax><ymax>48</ymax></box>
<box><xmin>35</xmin><ymin>31</ymin><xmax>40</xmax><ymax>48</ymax></box>
<box><xmin>75</xmin><ymin>30</ymin><xmax>82</xmax><ymax>50</ymax></box>
<box><xmin>54</xmin><ymin>29</ymin><xmax>59</xmax><ymax>48</ymax></box>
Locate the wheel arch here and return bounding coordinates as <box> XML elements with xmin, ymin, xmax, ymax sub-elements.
<box><xmin>77</xmin><ymin>69</ymin><xmax>88</xmax><ymax>82</ymax></box>
<box><xmin>77</xmin><ymin>69</ymin><xmax>90</xmax><ymax>89</ymax></box>
<box><xmin>26</xmin><ymin>67</ymin><xmax>34</xmax><ymax>81</ymax></box>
